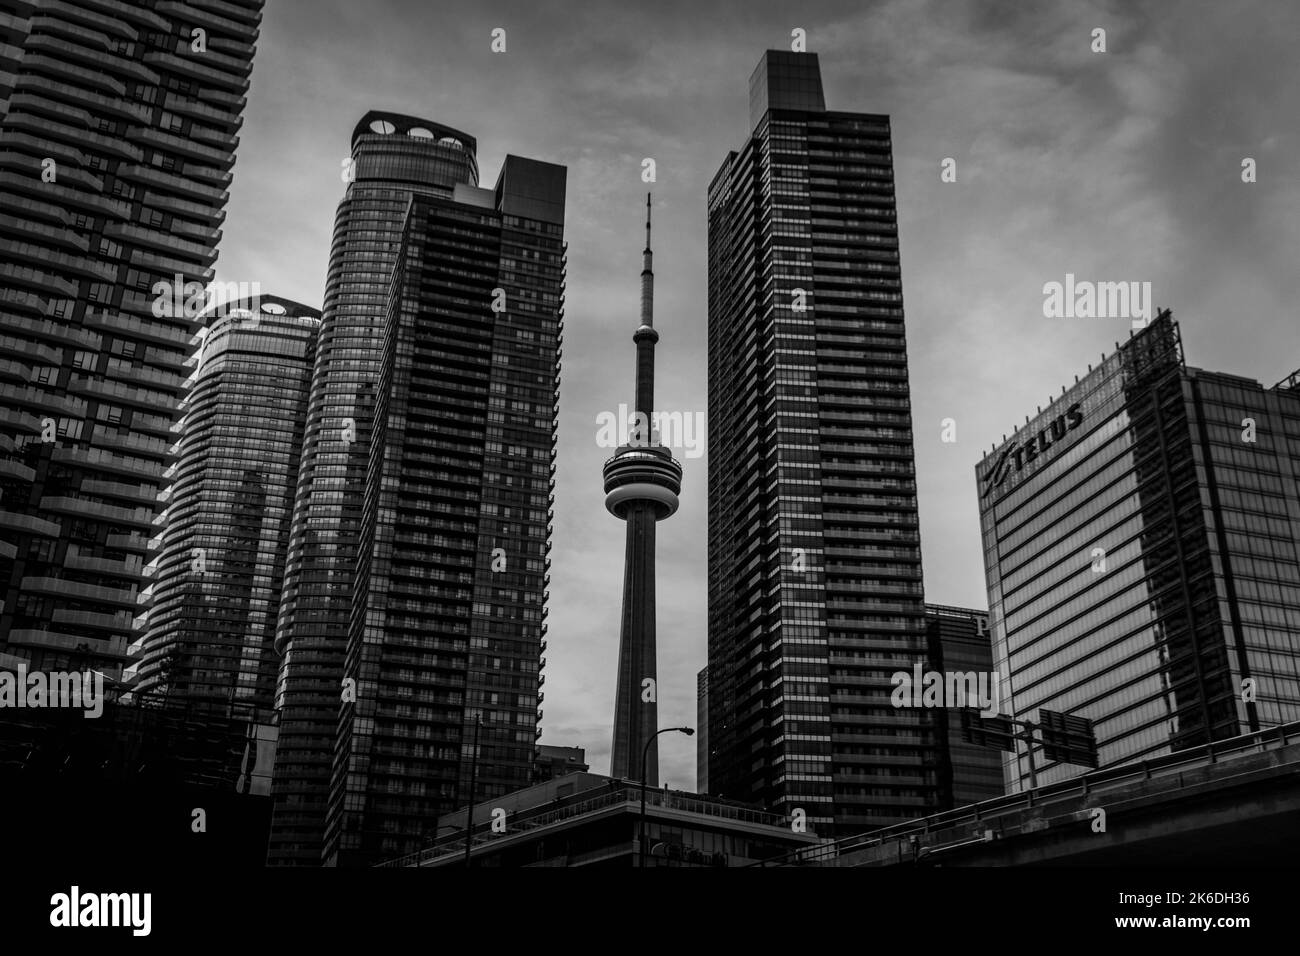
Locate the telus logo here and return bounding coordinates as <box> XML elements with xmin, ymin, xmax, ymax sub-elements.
<box><xmin>982</xmin><ymin>402</ymin><xmax>1084</xmax><ymax>498</ymax></box>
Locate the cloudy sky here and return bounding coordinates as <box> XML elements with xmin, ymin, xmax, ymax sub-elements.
<box><xmin>216</xmin><ymin>0</ymin><xmax>1300</xmax><ymax>790</ymax></box>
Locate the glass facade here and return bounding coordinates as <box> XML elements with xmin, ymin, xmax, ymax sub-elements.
<box><xmin>924</xmin><ymin>603</ymin><xmax>1004</xmax><ymax>807</ymax></box>
<box><xmin>266</xmin><ymin>112</ymin><xmax>478</xmax><ymax>865</ymax></box>
<box><xmin>0</xmin><ymin>0</ymin><xmax>262</xmax><ymax>682</ymax></box>
<box><xmin>707</xmin><ymin>51</ymin><xmax>939</xmax><ymax>837</ymax></box>
<box><xmin>978</xmin><ymin>312</ymin><xmax>1300</xmax><ymax>791</ymax></box>
<box><xmin>696</xmin><ymin>665</ymin><xmax>708</xmax><ymax>792</ymax></box>
<box><xmin>321</xmin><ymin>157</ymin><xmax>565</xmax><ymax>867</ymax></box>
<box><xmin>129</xmin><ymin>297</ymin><xmax>319</xmax><ymax>709</ymax></box>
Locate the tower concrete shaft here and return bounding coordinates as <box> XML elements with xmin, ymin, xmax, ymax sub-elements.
<box><xmin>604</xmin><ymin>195</ymin><xmax>681</xmax><ymax>784</ymax></box>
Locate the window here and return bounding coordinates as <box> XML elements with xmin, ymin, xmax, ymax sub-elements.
<box><xmin>57</xmin><ymin>418</ymin><xmax>84</xmax><ymax>440</ymax></box>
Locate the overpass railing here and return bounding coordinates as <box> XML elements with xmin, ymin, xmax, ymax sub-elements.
<box><xmin>753</xmin><ymin>720</ymin><xmax>1300</xmax><ymax>866</ymax></box>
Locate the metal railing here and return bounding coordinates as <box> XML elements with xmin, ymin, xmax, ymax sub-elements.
<box><xmin>752</xmin><ymin>720</ymin><xmax>1300</xmax><ymax>866</ymax></box>
<box><xmin>380</xmin><ymin>781</ymin><xmax>789</xmax><ymax>868</ymax></box>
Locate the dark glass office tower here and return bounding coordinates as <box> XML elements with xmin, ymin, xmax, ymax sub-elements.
<box><xmin>268</xmin><ymin>112</ymin><xmax>478</xmax><ymax>865</ymax></box>
<box><xmin>924</xmin><ymin>603</ymin><xmax>1004</xmax><ymax>807</ymax></box>
<box><xmin>978</xmin><ymin>311</ymin><xmax>1300</xmax><ymax>792</ymax></box>
<box><xmin>0</xmin><ymin>0</ymin><xmax>262</xmax><ymax>681</ymax></box>
<box><xmin>323</xmin><ymin>156</ymin><xmax>565</xmax><ymax>867</ymax></box>
<box><xmin>706</xmin><ymin>51</ymin><xmax>938</xmax><ymax>837</ymax></box>
<box><xmin>130</xmin><ymin>296</ymin><xmax>319</xmax><ymax>709</ymax></box>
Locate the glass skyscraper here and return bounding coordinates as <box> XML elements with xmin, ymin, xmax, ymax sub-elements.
<box><xmin>323</xmin><ymin>156</ymin><xmax>564</xmax><ymax>867</ymax></box>
<box><xmin>267</xmin><ymin>112</ymin><xmax>479</xmax><ymax>865</ymax></box>
<box><xmin>924</xmin><ymin>603</ymin><xmax>1004</xmax><ymax>807</ymax></box>
<box><xmin>130</xmin><ymin>296</ymin><xmax>319</xmax><ymax>710</ymax></box>
<box><xmin>0</xmin><ymin>0</ymin><xmax>262</xmax><ymax>682</ymax></box>
<box><xmin>706</xmin><ymin>51</ymin><xmax>939</xmax><ymax>837</ymax></box>
<box><xmin>978</xmin><ymin>311</ymin><xmax>1300</xmax><ymax>792</ymax></box>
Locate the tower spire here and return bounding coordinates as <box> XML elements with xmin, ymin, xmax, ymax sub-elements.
<box><xmin>640</xmin><ymin>192</ymin><xmax>654</xmax><ymax>329</ymax></box>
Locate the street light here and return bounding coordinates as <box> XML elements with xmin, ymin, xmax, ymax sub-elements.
<box><xmin>639</xmin><ymin>725</ymin><xmax>694</xmax><ymax>868</ymax></box>
<box><xmin>464</xmin><ymin>712</ymin><xmax>484</xmax><ymax>868</ymax></box>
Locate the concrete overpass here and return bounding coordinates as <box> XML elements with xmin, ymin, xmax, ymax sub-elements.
<box><xmin>759</xmin><ymin>722</ymin><xmax>1300</xmax><ymax>866</ymax></box>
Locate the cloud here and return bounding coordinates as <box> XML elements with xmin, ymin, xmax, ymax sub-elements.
<box><xmin>220</xmin><ymin>0</ymin><xmax>1300</xmax><ymax>796</ymax></box>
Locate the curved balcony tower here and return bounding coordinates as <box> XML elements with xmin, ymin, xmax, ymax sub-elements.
<box><xmin>602</xmin><ymin>194</ymin><xmax>682</xmax><ymax>785</ymax></box>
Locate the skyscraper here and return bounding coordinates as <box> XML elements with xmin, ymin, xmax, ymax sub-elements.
<box><xmin>696</xmin><ymin>665</ymin><xmax>709</xmax><ymax>792</ymax></box>
<box><xmin>603</xmin><ymin>195</ymin><xmax>682</xmax><ymax>784</ymax></box>
<box><xmin>706</xmin><ymin>51</ymin><xmax>938</xmax><ymax>836</ymax></box>
<box><xmin>323</xmin><ymin>155</ymin><xmax>565</xmax><ymax>867</ymax></box>
<box><xmin>978</xmin><ymin>311</ymin><xmax>1300</xmax><ymax>792</ymax></box>
<box><xmin>267</xmin><ymin>112</ymin><xmax>479</xmax><ymax>865</ymax></box>
<box><xmin>130</xmin><ymin>296</ymin><xmax>319</xmax><ymax>709</ymax></box>
<box><xmin>924</xmin><ymin>603</ymin><xmax>1004</xmax><ymax>807</ymax></box>
<box><xmin>0</xmin><ymin>0</ymin><xmax>263</xmax><ymax>681</ymax></box>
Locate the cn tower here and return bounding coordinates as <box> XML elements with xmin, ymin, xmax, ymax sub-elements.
<box><xmin>603</xmin><ymin>194</ymin><xmax>682</xmax><ymax>784</ymax></box>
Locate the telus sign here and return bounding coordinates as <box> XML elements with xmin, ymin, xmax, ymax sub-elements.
<box><xmin>981</xmin><ymin>402</ymin><xmax>1085</xmax><ymax>499</ymax></box>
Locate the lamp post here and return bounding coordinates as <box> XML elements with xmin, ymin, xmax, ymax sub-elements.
<box><xmin>639</xmin><ymin>725</ymin><xmax>693</xmax><ymax>868</ymax></box>
<box><xmin>464</xmin><ymin>712</ymin><xmax>483</xmax><ymax>868</ymax></box>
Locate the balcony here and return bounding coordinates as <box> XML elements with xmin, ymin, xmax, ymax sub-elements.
<box><xmin>6</xmin><ymin>628</ymin><xmax>130</xmax><ymax>661</ymax></box>
<box><xmin>51</xmin><ymin>607</ymin><xmax>134</xmax><ymax>633</ymax></box>
<box><xmin>0</xmin><ymin>213</ymin><xmax>88</xmax><ymax>253</ymax></box>
<box><xmin>0</xmin><ymin>355</ymin><xmax>32</xmax><ymax>383</ymax></box>
<box><xmin>83</xmin><ymin>0</ymin><xmax>170</xmax><ymax>30</ymax></box>
<box><xmin>39</xmin><ymin>495</ymin><xmax>153</xmax><ymax>528</ymax></box>
<box><xmin>3</xmin><ymin>91</ymin><xmax>92</xmax><ymax>129</ymax></box>
<box><xmin>135</xmin><ymin>124</ymin><xmax>233</xmax><ymax>164</ymax></box>
<box><xmin>80</xmin><ymin>477</ymin><xmax>158</xmax><ymax>505</ymax></box>
<box><xmin>13</xmin><ymin>73</ymin><xmax>147</xmax><ymax>122</ymax></box>
<box><xmin>0</xmin><ymin>459</ymin><xmax>36</xmax><ymax>482</ymax></box>
<box><xmin>0</xmin><ymin>262</ymin><xmax>76</xmax><ymax>297</ymax></box>
<box><xmin>115</xmin><ymin>164</ymin><xmax>228</xmax><ymax>204</ymax></box>
<box><xmin>0</xmin><ymin>132</ymin><xmax>86</xmax><ymax>171</ymax></box>
<box><xmin>129</xmin><ymin>250</ymin><xmax>215</xmax><ymax>283</ymax></box>
<box><xmin>0</xmin><ymin>508</ymin><xmax>61</xmax><ymax>538</ymax></box>
<box><xmin>144</xmin><ymin>51</ymin><xmax>250</xmax><ymax>94</ymax></box>
<box><xmin>64</xmin><ymin>548</ymin><xmax>141</xmax><ymax>576</ymax></box>
<box><xmin>0</xmin><ymin>286</ymin><xmax>44</xmax><ymax>316</ymax></box>
<box><xmin>4</xmin><ymin>383</ymin><xmax>80</xmax><ymax>415</ymax></box>
<box><xmin>85</xmin><ymin>308</ymin><xmax>195</xmax><ymax>346</ymax></box>
<box><xmin>19</xmin><ymin>50</ymin><xmax>126</xmax><ymax>97</ymax></box>
<box><xmin>26</xmin><ymin>14</ymin><xmax>114</xmax><ymax>47</ymax></box>
<box><xmin>0</xmin><ymin>238</ymin><xmax>114</xmax><ymax>281</ymax></box>
<box><xmin>88</xmin><ymin>427</ymin><xmax>169</xmax><ymax>460</ymax></box>
<box><xmin>0</xmin><ymin>334</ymin><xmax>61</xmax><ymax>364</ymax></box>
<box><xmin>162</xmin><ymin>91</ymin><xmax>241</xmax><ymax>129</ymax></box>
<box><xmin>20</xmin><ymin>575</ymin><xmax>137</xmax><ymax>608</ymax></box>
<box><xmin>159</xmin><ymin>0</ymin><xmax>260</xmax><ymax>39</ymax></box>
